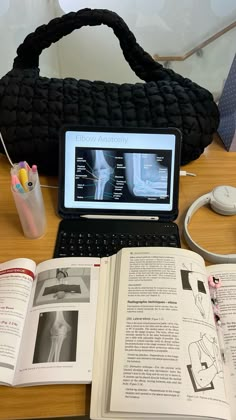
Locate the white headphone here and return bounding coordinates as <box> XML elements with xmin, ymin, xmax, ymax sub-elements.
<box><xmin>184</xmin><ymin>185</ymin><xmax>236</xmax><ymax>263</ymax></box>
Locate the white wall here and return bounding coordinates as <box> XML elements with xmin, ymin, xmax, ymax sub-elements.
<box><xmin>55</xmin><ymin>0</ymin><xmax>236</xmax><ymax>98</ymax></box>
<box><xmin>0</xmin><ymin>0</ymin><xmax>60</xmax><ymax>78</ymax></box>
<box><xmin>0</xmin><ymin>0</ymin><xmax>235</xmax><ymax>99</ymax></box>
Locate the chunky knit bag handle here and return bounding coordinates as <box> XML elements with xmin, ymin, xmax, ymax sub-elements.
<box><xmin>13</xmin><ymin>8</ymin><xmax>183</xmax><ymax>84</ymax></box>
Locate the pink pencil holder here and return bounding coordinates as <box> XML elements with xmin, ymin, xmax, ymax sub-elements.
<box><xmin>11</xmin><ymin>175</ymin><xmax>46</xmax><ymax>239</ymax></box>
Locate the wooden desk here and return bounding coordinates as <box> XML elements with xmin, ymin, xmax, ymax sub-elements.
<box><xmin>0</xmin><ymin>135</ymin><xmax>236</xmax><ymax>419</ymax></box>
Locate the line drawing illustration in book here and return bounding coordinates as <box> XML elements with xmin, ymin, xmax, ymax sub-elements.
<box><xmin>187</xmin><ymin>332</ymin><xmax>224</xmax><ymax>392</ymax></box>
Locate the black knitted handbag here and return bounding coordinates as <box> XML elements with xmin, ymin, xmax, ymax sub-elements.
<box><xmin>0</xmin><ymin>8</ymin><xmax>219</xmax><ymax>175</ymax></box>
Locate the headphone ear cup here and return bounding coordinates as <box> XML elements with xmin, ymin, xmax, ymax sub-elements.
<box><xmin>209</xmin><ymin>201</ymin><xmax>229</xmax><ymax>215</ymax></box>
<box><xmin>210</xmin><ymin>186</ymin><xmax>236</xmax><ymax>216</ymax></box>
<box><xmin>184</xmin><ymin>187</ymin><xmax>236</xmax><ymax>263</ymax></box>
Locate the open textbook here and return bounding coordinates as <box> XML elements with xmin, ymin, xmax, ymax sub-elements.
<box><xmin>0</xmin><ymin>256</ymin><xmax>100</xmax><ymax>386</ymax></box>
<box><xmin>90</xmin><ymin>247</ymin><xmax>236</xmax><ymax>420</ymax></box>
<box><xmin>1</xmin><ymin>246</ymin><xmax>236</xmax><ymax>420</ymax></box>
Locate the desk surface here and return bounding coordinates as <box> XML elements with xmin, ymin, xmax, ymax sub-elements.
<box><xmin>0</xmin><ymin>135</ymin><xmax>236</xmax><ymax>419</ymax></box>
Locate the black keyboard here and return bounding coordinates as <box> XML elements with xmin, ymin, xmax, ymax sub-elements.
<box><xmin>54</xmin><ymin>230</ymin><xmax>180</xmax><ymax>258</ymax></box>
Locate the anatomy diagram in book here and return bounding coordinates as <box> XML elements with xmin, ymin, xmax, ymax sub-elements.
<box><xmin>187</xmin><ymin>332</ymin><xmax>224</xmax><ymax>392</ymax></box>
<box><xmin>33</xmin><ymin>310</ymin><xmax>78</xmax><ymax>363</ymax></box>
<box><xmin>180</xmin><ymin>264</ymin><xmax>211</xmax><ymax>320</ymax></box>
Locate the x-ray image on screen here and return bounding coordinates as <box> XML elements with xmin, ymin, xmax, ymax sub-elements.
<box><xmin>75</xmin><ymin>149</ymin><xmax>116</xmax><ymax>201</ymax></box>
<box><xmin>74</xmin><ymin>148</ymin><xmax>171</xmax><ymax>204</ymax></box>
<box><xmin>124</xmin><ymin>153</ymin><xmax>168</xmax><ymax>197</ymax></box>
<box><xmin>89</xmin><ymin>149</ymin><xmax>115</xmax><ymax>200</ymax></box>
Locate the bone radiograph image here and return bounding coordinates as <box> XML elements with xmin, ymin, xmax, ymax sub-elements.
<box><xmin>90</xmin><ymin>149</ymin><xmax>114</xmax><ymax>200</ymax></box>
<box><xmin>33</xmin><ymin>310</ymin><xmax>78</xmax><ymax>363</ymax></box>
<box><xmin>33</xmin><ymin>267</ymin><xmax>91</xmax><ymax>306</ymax></box>
<box><xmin>75</xmin><ymin>149</ymin><xmax>116</xmax><ymax>201</ymax></box>
<box><xmin>74</xmin><ymin>148</ymin><xmax>171</xmax><ymax>203</ymax></box>
<box><xmin>124</xmin><ymin>152</ymin><xmax>168</xmax><ymax>196</ymax></box>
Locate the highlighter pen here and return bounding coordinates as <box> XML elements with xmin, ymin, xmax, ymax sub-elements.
<box><xmin>18</xmin><ymin>162</ymin><xmax>29</xmax><ymax>192</ymax></box>
<box><xmin>11</xmin><ymin>174</ymin><xmax>25</xmax><ymax>194</ymax></box>
<box><xmin>29</xmin><ymin>164</ymin><xmax>38</xmax><ymax>186</ymax></box>
<box><xmin>32</xmin><ymin>164</ymin><xmax>38</xmax><ymax>174</ymax></box>
<box><xmin>24</xmin><ymin>161</ymin><xmax>31</xmax><ymax>172</ymax></box>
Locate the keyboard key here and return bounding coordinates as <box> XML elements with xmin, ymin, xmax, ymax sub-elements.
<box><xmin>56</xmin><ymin>231</ymin><xmax>179</xmax><ymax>258</ymax></box>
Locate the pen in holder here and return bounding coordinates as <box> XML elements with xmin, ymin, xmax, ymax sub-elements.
<box><xmin>11</xmin><ymin>163</ymin><xmax>46</xmax><ymax>239</ymax></box>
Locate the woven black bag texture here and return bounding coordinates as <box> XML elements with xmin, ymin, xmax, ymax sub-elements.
<box><xmin>0</xmin><ymin>8</ymin><xmax>219</xmax><ymax>175</ymax></box>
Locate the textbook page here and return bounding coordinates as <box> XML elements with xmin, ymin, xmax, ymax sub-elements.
<box><xmin>91</xmin><ymin>253</ymin><xmax>119</xmax><ymax>420</ymax></box>
<box><xmin>206</xmin><ymin>264</ymin><xmax>236</xmax><ymax>420</ymax></box>
<box><xmin>14</xmin><ymin>257</ymin><xmax>100</xmax><ymax>386</ymax></box>
<box><xmin>109</xmin><ymin>248</ymin><xmax>230</xmax><ymax>420</ymax></box>
<box><xmin>0</xmin><ymin>258</ymin><xmax>36</xmax><ymax>386</ymax></box>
